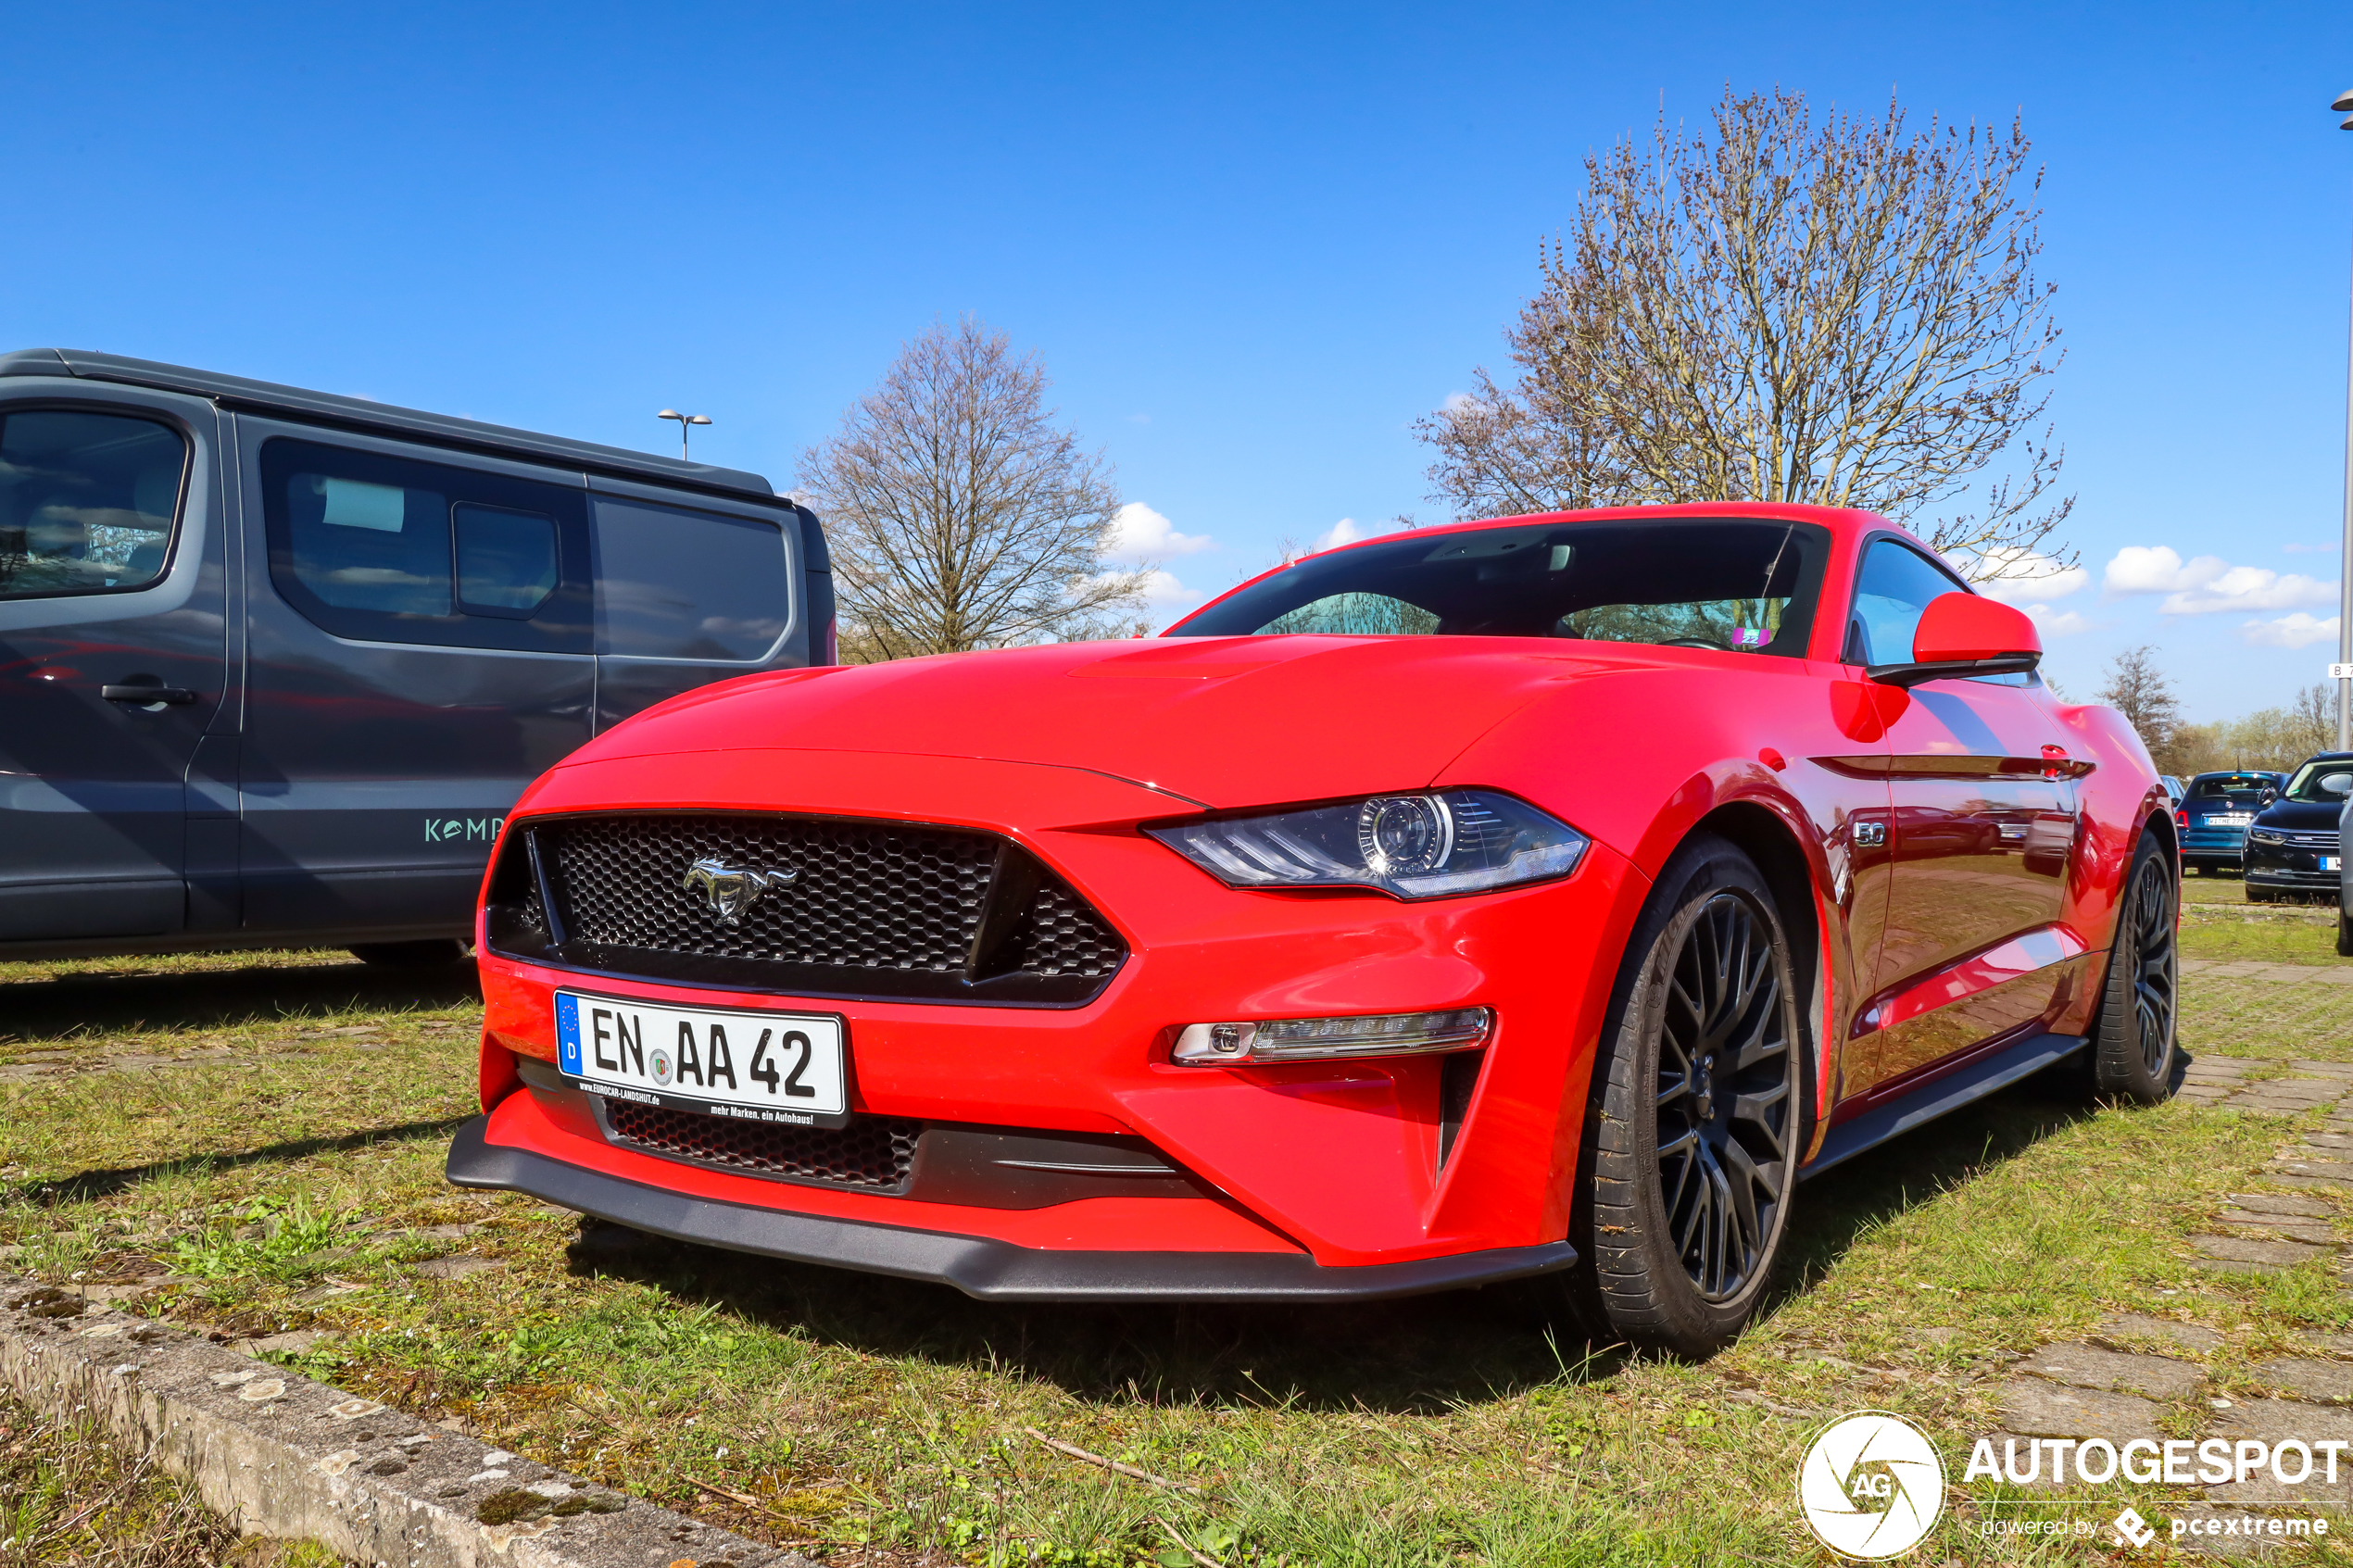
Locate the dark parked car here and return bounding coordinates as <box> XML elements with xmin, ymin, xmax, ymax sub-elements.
<box><xmin>2244</xmin><ymin>754</ymin><xmax>2352</xmax><ymax>904</ymax></box>
<box><xmin>0</xmin><ymin>348</ymin><xmax>832</xmax><ymax>965</ymax></box>
<box><xmin>2178</xmin><ymin>770</ymin><xmax>2287</xmax><ymax>874</ymax></box>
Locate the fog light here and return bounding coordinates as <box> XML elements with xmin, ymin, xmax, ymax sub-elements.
<box><xmin>1170</xmin><ymin>1008</ymin><xmax>1492</xmax><ymax>1065</ymax></box>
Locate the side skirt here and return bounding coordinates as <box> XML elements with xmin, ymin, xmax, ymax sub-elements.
<box><xmin>1800</xmin><ymin>1031</ymin><xmax>2089</xmax><ymax>1181</ymax></box>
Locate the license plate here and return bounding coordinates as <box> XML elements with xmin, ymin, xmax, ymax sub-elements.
<box><xmin>555</xmin><ymin>990</ymin><xmax>850</xmax><ymax>1128</ymax></box>
<box><xmin>2207</xmin><ymin>814</ymin><xmax>2252</xmax><ymax>826</ymax></box>
<box><xmin>2325</xmin><ymin>857</ymin><xmax>2343</xmax><ymax>872</ymax></box>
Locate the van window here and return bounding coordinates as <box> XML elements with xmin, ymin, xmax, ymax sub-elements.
<box><xmin>0</xmin><ymin>410</ymin><xmax>187</xmax><ymax>599</ymax></box>
<box><xmin>592</xmin><ymin>497</ymin><xmax>790</xmax><ymax>659</ymax></box>
<box><xmin>288</xmin><ymin>472</ymin><xmax>453</xmax><ymax>614</ymax></box>
<box><xmin>455</xmin><ymin>504</ymin><xmax>559</xmax><ymax>616</ymax></box>
<box><xmin>260</xmin><ymin>437</ymin><xmax>589</xmax><ymax>653</ymax></box>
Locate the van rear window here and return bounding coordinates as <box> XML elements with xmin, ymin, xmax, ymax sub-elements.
<box><xmin>592</xmin><ymin>498</ymin><xmax>790</xmax><ymax>660</ymax></box>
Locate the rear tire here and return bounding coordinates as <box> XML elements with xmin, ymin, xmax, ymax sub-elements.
<box><xmin>348</xmin><ymin>939</ymin><xmax>472</xmax><ymax>969</ymax></box>
<box><xmin>1567</xmin><ymin>835</ymin><xmax>1805</xmax><ymax>1359</ymax></box>
<box><xmin>2091</xmin><ymin>834</ymin><xmax>2178</xmax><ymax>1104</ymax></box>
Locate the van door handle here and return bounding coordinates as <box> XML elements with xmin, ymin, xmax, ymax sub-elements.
<box><xmin>103</xmin><ymin>684</ymin><xmax>198</xmax><ymax>706</ymax></box>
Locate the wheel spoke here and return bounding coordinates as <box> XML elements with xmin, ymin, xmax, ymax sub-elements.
<box><xmin>1641</xmin><ymin>888</ymin><xmax>1798</xmax><ymax>1306</ymax></box>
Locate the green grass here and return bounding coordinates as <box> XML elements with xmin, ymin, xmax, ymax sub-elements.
<box><xmin>3</xmin><ymin>950</ymin><xmax>2351</xmax><ymax>1564</ymax></box>
<box><xmin>0</xmin><ymin>1392</ymin><xmax>349</xmax><ymax>1568</ymax></box>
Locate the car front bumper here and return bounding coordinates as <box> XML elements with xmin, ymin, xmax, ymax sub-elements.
<box><xmin>446</xmin><ymin>1115</ymin><xmax>1577</xmax><ymax>1300</ymax></box>
<box><xmin>460</xmin><ymin>746</ymin><xmax>1645</xmax><ymax>1286</ymax></box>
<box><xmin>2245</xmin><ymin>838</ymin><xmax>2342</xmax><ymax>892</ymax></box>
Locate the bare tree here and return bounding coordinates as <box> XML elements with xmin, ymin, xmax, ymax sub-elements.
<box><xmin>2097</xmin><ymin>646</ymin><xmax>2182</xmax><ymax>767</ymax></box>
<box><xmin>2289</xmin><ymin>681</ymin><xmax>2337</xmax><ymax>759</ymax></box>
<box><xmin>1419</xmin><ymin>87</ymin><xmax>2072</xmax><ymax>581</ymax></box>
<box><xmin>798</xmin><ymin>317</ymin><xmax>1150</xmax><ymax>661</ymax></box>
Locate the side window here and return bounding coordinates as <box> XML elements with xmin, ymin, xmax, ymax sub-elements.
<box><xmin>0</xmin><ymin>409</ymin><xmax>187</xmax><ymax>600</ymax></box>
<box><xmin>1846</xmin><ymin>540</ymin><xmax>1967</xmax><ymax>665</ymax></box>
<box><xmin>455</xmin><ymin>504</ymin><xmax>559</xmax><ymax>617</ymax></box>
<box><xmin>285</xmin><ymin>473</ymin><xmax>451</xmax><ymax>614</ymax></box>
<box><xmin>260</xmin><ymin>437</ymin><xmax>588</xmax><ymax>653</ymax></box>
<box><xmin>593</xmin><ymin>498</ymin><xmax>791</xmax><ymax>660</ymax></box>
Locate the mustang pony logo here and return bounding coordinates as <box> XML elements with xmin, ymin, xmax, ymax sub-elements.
<box><xmin>681</xmin><ymin>857</ymin><xmax>799</xmax><ymax>925</ymax></box>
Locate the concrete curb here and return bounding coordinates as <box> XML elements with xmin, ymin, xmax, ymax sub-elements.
<box><xmin>0</xmin><ymin>1273</ymin><xmax>806</xmax><ymax>1568</ymax></box>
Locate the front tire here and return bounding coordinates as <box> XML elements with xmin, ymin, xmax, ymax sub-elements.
<box><xmin>1571</xmin><ymin>835</ymin><xmax>1805</xmax><ymax>1358</ymax></box>
<box><xmin>2336</xmin><ymin>906</ymin><xmax>2352</xmax><ymax>958</ymax></box>
<box><xmin>2091</xmin><ymin>833</ymin><xmax>2178</xmax><ymax>1103</ymax></box>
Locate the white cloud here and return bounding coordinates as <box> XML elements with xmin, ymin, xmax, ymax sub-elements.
<box><xmin>1102</xmin><ymin>502</ymin><xmax>1212</xmax><ymax>562</ymax></box>
<box><xmin>1441</xmin><ymin>391</ymin><xmax>1478</xmax><ymax>413</ymax></box>
<box><xmin>1313</xmin><ymin>517</ymin><xmax>1365</xmax><ymax>551</ymax></box>
<box><xmin>1310</xmin><ymin>515</ymin><xmax>1424</xmax><ymax>553</ymax></box>
<box><xmin>2020</xmin><ymin>603</ymin><xmax>2094</xmax><ymax>636</ymax></box>
<box><xmin>1955</xmin><ymin>546</ymin><xmax>2090</xmax><ymax>604</ymax></box>
<box><xmin>2284</xmin><ymin>541</ymin><xmax>2341</xmax><ymax>555</ymax></box>
<box><xmin>2101</xmin><ymin>545</ymin><xmax>2336</xmax><ymax>614</ymax></box>
<box><xmin>1132</xmin><ymin>568</ymin><xmax>1202</xmax><ymax>609</ymax></box>
<box><xmin>2241</xmin><ymin>612</ymin><xmax>2342</xmax><ymax>649</ymax></box>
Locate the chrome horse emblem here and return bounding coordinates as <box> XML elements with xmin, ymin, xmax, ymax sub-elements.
<box><xmin>681</xmin><ymin>856</ymin><xmax>799</xmax><ymax>925</ymax></box>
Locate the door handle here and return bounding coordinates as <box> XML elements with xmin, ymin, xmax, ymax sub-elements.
<box><xmin>103</xmin><ymin>684</ymin><xmax>198</xmax><ymax>707</ymax></box>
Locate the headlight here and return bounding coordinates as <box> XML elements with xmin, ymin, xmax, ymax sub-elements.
<box><xmin>1145</xmin><ymin>789</ymin><xmax>1588</xmax><ymax>899</ymax></box>
<box><xmin>2249</xmin><ymin>828</ymin><xmax>2285</xmax><ymax>844</ymax></box>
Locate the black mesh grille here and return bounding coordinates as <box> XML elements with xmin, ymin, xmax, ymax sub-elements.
<box><xmin>550</xmin><ymin>814</ymin><xmax>997</xmax><ymax>970</ymax></box>
<box><xmin>487</xmin><ymin>811</ymin><xmax>1126</xmax><ymax>1005</ymax></box>
<box><xmin>604</xmin><ymin>1100</ymin><xmax>921</xmax><ymax>1191</ymax></box>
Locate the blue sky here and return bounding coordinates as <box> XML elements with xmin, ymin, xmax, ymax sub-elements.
<box><xmin>5</xmin><ymin>1</ymin><xmax>2351</xmax><ymax>720</ymax></box>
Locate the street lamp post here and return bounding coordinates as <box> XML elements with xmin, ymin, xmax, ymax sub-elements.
<box><xmin>2336</xmin><ymin>91</ymin><xmax>2353</xmax><ymax>749</ymax></box>
<box><xmin>657</xmin><ymin>408</ymin><xmax>712</xmax><ymax>461</ymax></box>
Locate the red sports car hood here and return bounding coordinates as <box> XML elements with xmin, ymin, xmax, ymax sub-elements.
<box><xmin>573</xmin><ymin>636</ymin><xmax>1635</xmax><ymax>809</ymax></box>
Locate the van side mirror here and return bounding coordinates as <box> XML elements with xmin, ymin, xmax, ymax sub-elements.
<box><xmin>1868</xmin><ymin>592</ymin><xmax>2043</xmax><ymax>688</ymax></box>
<box><xmin>2322</xmin><ymin>772</ymin><xmax>2353</xmax><ymax>795</ymax></box>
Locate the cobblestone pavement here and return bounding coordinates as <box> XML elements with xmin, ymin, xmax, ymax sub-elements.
<box><xmin>1996</xmin><ymin>980</ymin><xmax>2353</xmax><ymax>1556</ymax></box>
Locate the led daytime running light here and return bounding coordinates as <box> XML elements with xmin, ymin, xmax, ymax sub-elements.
<box><xmin>1171</xmin><ymin>1007</ymin><xmax>1493</xmax><ymax>1065</ymax></box>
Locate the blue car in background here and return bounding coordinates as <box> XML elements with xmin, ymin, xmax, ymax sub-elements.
<box><xmin>2178</xmin><ymin>770</ymin><xmax>2288</xmax><ymax>875</ymax></box>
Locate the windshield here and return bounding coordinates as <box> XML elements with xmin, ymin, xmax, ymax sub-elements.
<box><xmin>2192</xmin><ymin>773</ymin><xmax>2278</xmax><ymax>804</ymax></box>
<box><xmin>1169</xmin><ymin>519</ymin><xmax>1829</xmax><ymax>654</ymax></box>
<box><xmin>2281</xmin><ymin>761</ymin><xmax>2353</xmax><ymax>805</ymax></box>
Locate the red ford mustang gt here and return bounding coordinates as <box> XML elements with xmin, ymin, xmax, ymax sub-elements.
<box><xmin>447</xmin><ymin>503</ymin><xmax>2175</xmax><ymax>1355</ymax></box>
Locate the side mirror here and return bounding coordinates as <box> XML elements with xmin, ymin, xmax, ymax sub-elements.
<box><xmin>1868</xmin><ymin>592</ymin><xmax>2043</xmax><ymax>688</ymax></box>
<box><xmin>2322</xmin><ymin>772</ymin><xmax>2353</xmax><ymax>795</ymax></box>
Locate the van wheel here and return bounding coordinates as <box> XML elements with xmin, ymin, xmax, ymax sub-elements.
<box><xmin>1567</xmin><ymin>834</ymin><xmax>1804</xmax><ymax>1359</ymax></box>
<box><xmin>2337</xmin><ymin>908</ymin><xmax>2353</xmax><ymax>959</ymax></box>
<box><xmin>2090</xmin><ymin>834</ymin><xmax>2177</xmax><ymax>1103</ymax></box>
<box><xmin>349</xmin><ymin>939</ymin><xmax>472</xmax><ymax>968</ymax></box>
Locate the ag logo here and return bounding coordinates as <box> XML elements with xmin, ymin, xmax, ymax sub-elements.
<box><xmin>1795</xmin><ymin>1411</ymin><xmax>1944</xmax><ymax>1560</ymax></box>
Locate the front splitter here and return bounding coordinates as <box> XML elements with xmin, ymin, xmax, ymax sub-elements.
<box><xmin>446</xmin><ymin>1116</ymin><xmax>1576</xmax><ymax>1302</ymax></box>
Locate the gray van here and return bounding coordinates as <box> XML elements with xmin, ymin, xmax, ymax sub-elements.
<box><xmin>0</xmin><ymin>349</ymin><xmax>832</xmax><ymax>965</ymax></box>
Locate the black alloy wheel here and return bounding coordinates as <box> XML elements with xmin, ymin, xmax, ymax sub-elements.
<box><xmin>1571</xmin><ymin>834</ymin><xmax>1805</xmax><ymax>1357</ymax></box>
<box><xmin>1652</xmin><ymin>892</ymin><xmax>1795</xmax><ymax>1302</ymax></box>
<box><xmin>2091</xmin><ymin>832</ymin><xmax>2178</xmax><ymax>1103</ymax></box>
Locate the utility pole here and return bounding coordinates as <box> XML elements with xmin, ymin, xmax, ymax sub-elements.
<box><xmin>658</xmin><ymin>408</ymin><xmax>712</xmax><ymax>461</ymax></box>
<box><xmin>2336</xmin><ymin>90</ymin><xmax>2353</xmax><ymax>749</ymax></box>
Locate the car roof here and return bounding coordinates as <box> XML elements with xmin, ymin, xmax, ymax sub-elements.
<box><xmin>0</xmin><ymin>347</ymin><xmax>784</xmax><ymax>506</ymax></box>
